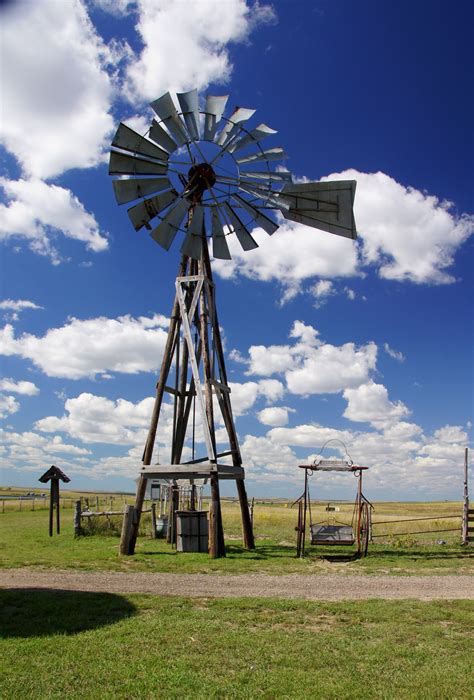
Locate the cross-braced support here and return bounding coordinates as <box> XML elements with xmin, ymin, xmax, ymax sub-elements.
<box><xmin>121</xmin><ymin>243</ymin><xmax>255</xmax><ymax>557</ymax></box>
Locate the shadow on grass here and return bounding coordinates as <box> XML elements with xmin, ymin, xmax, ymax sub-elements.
<box><xmin>225</xmin><ymin>543</ymin><xmax>295</xmax><ymax>560</ymax></box>
<box><xmin>139</xmin><ymin>543</ymin><xmax>297</xmax><ymax>560</ymax></box>
<box><xmin>0</xmin><ymin>589</ymin><xmax>137</xmax><ymax>638</ymax></box>
<box><xmin>312</xmin><ymin>552</ymin><xmax>361</xmax><ymax>563</ymax></box>
<box><xmin>364</xmin><ymin>548</ymin><xmax>474</xmax><ymax>560</ymax></box>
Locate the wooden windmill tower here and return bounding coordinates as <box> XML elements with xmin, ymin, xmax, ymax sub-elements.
<box><xmin>109</xmin><ymin>89</ymin><xmax>357</xmax><ymax>556</ymax></box>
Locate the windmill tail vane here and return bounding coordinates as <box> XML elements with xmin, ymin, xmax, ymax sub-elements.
<box><xmin>109</xmin><ymin>88</ymin><xmax>357</xmax><ymax>260</ymax></box>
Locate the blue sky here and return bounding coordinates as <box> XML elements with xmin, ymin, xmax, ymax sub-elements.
<box><xmin>0</xmin><ymin>0</ymin><xmax>472</xmax><ymax>501</ymax></box>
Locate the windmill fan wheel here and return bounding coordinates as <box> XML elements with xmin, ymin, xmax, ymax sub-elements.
<box><xmin>109</xmin><ymin>89</ymin><xmax>358</xmax><ymax>261</ymax></box>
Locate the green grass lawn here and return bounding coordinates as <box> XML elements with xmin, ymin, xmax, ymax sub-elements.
<box><xmin>0</xmin><ymin>508</ymin><xmax>472</xmax><ymax>575</ymax></box>
<box><xmin>1</xmin><ymin>590</ymin><xmax>472</xmax><ymax>699</ymax></box>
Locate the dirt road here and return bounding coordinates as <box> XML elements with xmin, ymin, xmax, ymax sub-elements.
<box><xmin>0</xmin><ymin>569</ymin><xmax>472</xmax><ymax>600</ymax></box>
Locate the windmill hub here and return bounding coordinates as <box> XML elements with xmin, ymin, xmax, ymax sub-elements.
<box><xmin>187</xmin><ymin>162</ymin><xmax>216</xmax><ymax>203</ymax></box>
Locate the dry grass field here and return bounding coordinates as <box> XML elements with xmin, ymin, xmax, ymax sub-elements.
<box><xmin>0</xmin><ymin>488</ymin><xmax>470</xmax><ymax>575</ymax></box>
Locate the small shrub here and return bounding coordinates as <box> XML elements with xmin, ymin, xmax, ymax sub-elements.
<box><xmin>79</xmin><ymin>512</ymin><xmax>153</xmax><ymax>538</ymax></box>
<box><xmin>81</xmin><ymin>515</ymin><xmax>123</xmax><ymax>537</ymax></box>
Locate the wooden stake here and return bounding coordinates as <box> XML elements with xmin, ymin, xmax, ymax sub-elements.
<box><xmin>74</xmin><ymin>500</ymin><xmax>82</xmax><ymax>537</ymax></box>
<box><xmin>55</xmin><ymin>480</ymin><xmax>60</xmax><ymax>534</ymax></box>
<box><xmin>151</xmin><ymin>502</ymin><xmax>157</xmax><ymax>539</ymax></box>
<box><xmin>120</xmin><ymin>505</ymin><xmax>134</xmax><ymax>555</ymax></box>
<box><xmin>49</xmin><ymin>482</ymin><xmax>54</xmax><ymax>537</ymax></box>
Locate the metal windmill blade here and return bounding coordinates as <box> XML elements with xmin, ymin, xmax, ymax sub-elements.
<box><xmin>127</xmin><ymin>190</ymin><xmax>178</xmax><ymax>231</ymax></box>
<box><xmin>113</xmin><ymin>177</ymin><xmax>172</xmax><ymax>205</ymax></box>
<box><xmin>150</xmin><ymin>92</ymin><xmax>189</xmax><ymax>146</ymax></box>
<box><xmin>231</xmin><ymin>193</ymin><xmax>279</xmax><ymax>235</ymax></box>
<box><xmin>109</xmin><ymin>87</ymin><xmax>358</xmax><ymax>262</ymax></box>
<box><xmin>216</xmin><ymin>107</ymin><xmax>256</xmax><ymax>147</ymax></box>
<box><xmin>112</xmin><ymin>123</ymin><xmax>169</xmax><ymax>162</ymax></box>
<box><xmin>211</xmin><ymin>206</ymin><xmax>231</xmax><ymax>260</ymax></box>
<box><xmin>177</xmin><ymin>89</ymin><xmax>200</xmax><ymax>141</ymax></box>
<box><xmin>203</xmin><ymin>95</ymin><xmax>229</xmax><ymax>141</ymax></box>
<box><xmin>109</xmin><ymin>151</ymin><xmax>168</xmax><ymax>176</ymax></box>
<box><xmin>236</xmin><ymin>147</ymin><xmax>288</xmax><ymax>165</ymax></box>
<box><xmin>227</xmin><ymin>123</ymin><xmax>277</xmax><ymax>154</ymax></box>
<box><xmin>150</xmin><ymin>198</ymin><xmax>191</xmax><ymax>250</ymax></box>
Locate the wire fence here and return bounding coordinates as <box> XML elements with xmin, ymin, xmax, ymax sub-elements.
<box><xmin>0</xmin><ymin>495</ymin><xmax>137</xmax><ymax>513</ymax></box>
<box><xmin>370</xmin><ymin>514</ymin><xmax>462</xmax><ymax>540</ymax></box>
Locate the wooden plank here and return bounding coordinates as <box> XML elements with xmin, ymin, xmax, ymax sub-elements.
<box><xmin>139</xmin><ymin>464</ymin><xmax>244</xmax><ymax>478</ymax></box>
<box><xmin>184</xmin><ymin>450</ymin><xmax>234</xmax><ymax>465</ymax></box>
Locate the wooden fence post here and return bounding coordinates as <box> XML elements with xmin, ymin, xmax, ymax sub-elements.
<box><xmin>74</xmin><ymin>500</ymin><xmax>82</xmax><ymax>537</ymax></box>
<box><xmin>151</xmin><ymin>502</ymin><xmax>157</xmax><ymax>539</ymax></box>
<box><xmin>462</xmin><ymin>447</ymin><xmax>469</xmax><ymax>545</ymax></box>
<box><xmin>120</xmin><ymin>505</ymin><xmax>135</xmax><ymax>555</ymax></box>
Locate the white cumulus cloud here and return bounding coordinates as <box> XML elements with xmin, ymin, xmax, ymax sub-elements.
<box><xmin>0</xmin><ymin>298</ymin><xmax>43</xmax><ymax>321</ymax></box>
<box><xmin>324</xmin><ymin>170</ymin><xmax>474</xmax><ymax>284</ymax></box>
<box><xmin>124</xmin><ymin>0</ymin><xmax>276</xmax><ymax>102</ymax></box>
<box><xmin>245</xmin><ymin>320</ymin><xmax>378</xmax><ymax>395</ymax></box>
<box><xmin>343</xmin><ymin>381</ymin><xmax>410</xmax><ymax>429</ymax></box>
<box><xmin>0</xmin><ymin>178</ymin><xmax>108</xmax><ymax>262</ymax></box>
<box><xmin>36</xmin><ymin>393</ymin><xmax>155</xmax><ymax>445</ymax></box>
<box><xmin>0</xmin><ymin>395</ymin><xmax>20</xmax><ymax>419</ymax></box>
<box><xmin>257</xmin><ymin>406</ymin><xmax>292</xmax><ymax>427</ymax></box>
<box><xmin>0</xmin><ymin>378</ymin><xmax>39</xmax><ymax>396</ymax></box>
<box><xmin>213</xmin><ymin>218</ymin><xmax>359</xmax><ymax>296</ymax></box>
<box><xmin>0</xmin><ymin>0</ymin><xmax>115</xmax><ymax>179</ymax></box>
<box><xmin>0</xmin><ymin>313</ymin><xmax>169</xmax><ymax>379</ymax></box>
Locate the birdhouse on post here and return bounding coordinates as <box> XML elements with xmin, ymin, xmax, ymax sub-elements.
<box><xmin>39</xmin><ymin>465</ymin><xmax>70</xmax><ymax>537</ymax></box>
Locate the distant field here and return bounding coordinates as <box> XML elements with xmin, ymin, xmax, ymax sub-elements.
<box><xmin>0</xmin><ymin>497</ymin><xmax>471</xmax><ymax>575</ymax></box>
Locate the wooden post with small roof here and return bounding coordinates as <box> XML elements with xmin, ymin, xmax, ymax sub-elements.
<box><xmin>39</xmin><ymin>465</ymin><xmax>70</xmax><ymax>536</ymax></box>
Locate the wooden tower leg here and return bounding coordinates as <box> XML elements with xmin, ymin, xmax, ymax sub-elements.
<box><xmin>209</xmin><ymin>473</ymin><xmax>225</xmax><ymax>557</ymax></box>
<box><xmin>121</xmin><ymin>257</ymin><xmax>188</xmax><ymax>555</ymax></box>
<box><xmin>237</xmin><ymin>479</ymin><xmax>255</xmax><ymax>549</ymax></box>
<box><xmin>201</xmin><ymin>244</ymin><xmax>255</xmax><ymax>550</ymax></box>
<box><xmin>198</xmin><ymin>255</ymin><xmax>225</xmax><ymax>558</ymax></box>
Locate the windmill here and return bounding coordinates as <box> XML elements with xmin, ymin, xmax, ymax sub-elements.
<box><xmin>109</xmin><ymin>89</ymin><xmax>357</xmax><ymax>556</ymax></box>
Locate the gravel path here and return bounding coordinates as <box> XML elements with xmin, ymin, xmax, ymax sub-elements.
<box><xmin>0</xmin><ymin>569</ymin><xmax>472</xmax><ymax>600</ymax></box>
